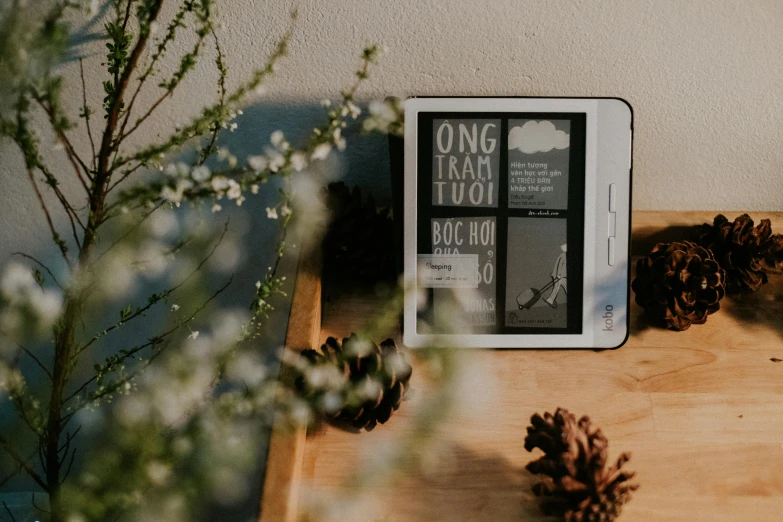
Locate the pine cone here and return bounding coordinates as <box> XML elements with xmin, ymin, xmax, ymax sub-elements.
<box><xmin>694</xmin><ymin>213</ymin><xmax>783</xmax><ymax>294</ymax></box>
<box><xmin>322</xmin><ymin>182</ymin><xmax>396</xmax><ymax>283</ymax></box>
<box><xmin>525</xmin><ymin>408</ymin><xmax>638</xmax><ymax>522</ymax></box>
<box><xmin>631</xmin><ymin>241</ymin><xmax>726</xmax><ymax>331</ymax></box>
<box><xmin>290</xmin><ymin>334</ymin><xmax>412</xmax><ymax>432</ymax></box>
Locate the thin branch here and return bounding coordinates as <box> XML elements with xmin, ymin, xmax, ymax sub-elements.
<box><xmin>106</xmin><ymin>161</ymin><xmax>146</xmax><ymax>193</ymax></box>
<box><xmin>20</xmin><ymin>345</ymin><xmax>52</xmax><ymax>381</ymax></box>
<box><xmin>57</xmin><ymin>426</ymin><xmax>82</xmax><ymax>455</ymax></box>
<box><xmin>67</xmin><ymin>277</ymin><xmax>233</xmax><ymax>408</ymax></box>
<box><xmin>2</xmin><ymin>502</ymin><xmax>17</xmax><ymax>522</ymax></box>
<box><xmin>62</xmin><ymin>448</ymin><xmax>77</xmax><ymax>482</ymax></box>
<box><xmin>121</xmin><ymin>0</ymin><xmax>133</xmax><ymax>32</ymax></box>
<box><xmin>98</xmin><ymin>0</ymin><xmax>164</xmax><ymax>175</ymax></box>
<box><xmin>26</xmin><ymin>167</ymin><xmax>71</xmax><ymax>269</ymax></box>
<box><xmin>34</xmin><ymin>162</ymin><xmax>84</xmax><ymax>251</ymax></box>
<box><xmin>115</xmin><ymin>1</ymin><xmax>195</xmax><ymax>151</ymax></box>
<box><xmin>0</xmin><ymin>434</ymin><xmax>49</xmax><ymax>492</ymax></box>
<box><xmin>33</xmin><ymin>96</ymin><xmax>91</xmax><ymax>192</ymax></box>
<box><xmin>31</xmin><ymin>493</ymin><xmax>50</xmax><ymax>516</ymax></box>
<box><xmin>114</xmin><ymin>24</ymin><xmax>293</xmax><ymax>171</ymax></box>
<box><xmin>93</xmin><ymin>201</ymin><xmax>164</xmax><ymax>264</ymax></box>
<box><xmin>198</xmin><ymin>26</ymin><xmax>227</xmax><ymax>165</ymax></box>
<box><xmin>11</xmin><ymin>252</ymin><xmax>63</xmax><ymax>290</ymax></box>
<box><xmin>72</xmin><ymin>221</ymin><xmax>229</xmax><ymax>360</ymax></box>
<box><xmin>10</xmin><ymin>393</ymin><xmax>43</xmax><ymax>438</ymax></box>
<box><xmin>116</xmin><ymin>25</ymin><xmax>209</xmax><ymax>148</ymax></box>
<box><xmin>80</xmin><ymin>58</ymin><xmax>97</xmax><ymax>171</ymax></box>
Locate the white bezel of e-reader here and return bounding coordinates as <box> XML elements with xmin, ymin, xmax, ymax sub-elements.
<box><xmin>402</xmin><ymin>97</ymin><xmax>632</xmax><ymax>349</ymax></box>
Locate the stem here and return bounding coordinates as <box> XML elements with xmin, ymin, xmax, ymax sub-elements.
<box><xmin>44</xmin><ymin>4</ymin><xmax>167</xmax><ymax>520</ymax></box>
<box><xmin>79</xmin><ymin>59</ymin><xmax>97</xmax><ymax>171</ymax></box>
<box><xmin>0</xmin><ymin>434</ymin><xmax>49</xmax><ymax>492</ymax></box>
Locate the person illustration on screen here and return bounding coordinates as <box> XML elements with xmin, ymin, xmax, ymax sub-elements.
<box><xmin>544</xmin><ymin>243</ymin><xmax>567</xmax><ymax>308</ymax></box>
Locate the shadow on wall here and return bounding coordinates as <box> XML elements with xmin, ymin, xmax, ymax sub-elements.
<box><xmin>0</xmin><ymin>101</ymin><xmax>393</xmax><ymax>522</ymax></box>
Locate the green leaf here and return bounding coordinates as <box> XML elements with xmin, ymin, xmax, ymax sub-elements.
<box><xmin>32</xmin><ymin>268</ymin><xmax>44</xmax><ymax>287</ymax></box>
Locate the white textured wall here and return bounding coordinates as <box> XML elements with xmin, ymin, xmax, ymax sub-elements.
<box><xmin>2</xmin><ymin>0</ymin><xmax>783</xmax><ymax>259</ymax></box>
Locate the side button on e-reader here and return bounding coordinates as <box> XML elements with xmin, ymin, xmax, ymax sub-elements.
<box><xmin>608</xmin><ymin>212</ymin><xmax>616</xmax><ymax>238</ymax></box>
<box><xmin>608</xmin><ymin>184</ymin><xmax>617</xmax><ymax>266</ymax></box>
<box><xmin>609</xmin><ymin>183</ymin><xmax>617</xmax><ymax>212</ymax></box>
<box><xmin>608</xmin><ymin>236</ymin><xmax>616</xmax><ymax>266</ymax></box>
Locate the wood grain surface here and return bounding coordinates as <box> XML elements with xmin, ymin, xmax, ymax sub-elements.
<box><xmin>259</xmin><ymin>242</ymin><xmax>322</xmax><ymax>522</ymax></box>
<box><xmin>262</xmin><ymin>211</ymin><xmax>783</xmax><ymax>522</ymax></box>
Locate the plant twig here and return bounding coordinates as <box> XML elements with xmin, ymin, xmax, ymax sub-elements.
<box><xmin>2</xmin><ymin>501</ymin><xmax>17</xmax><ymax>522</ymax></box>
<box><xmin>198</xmin><ymin>26</ymin><xmax>227</xmax><ymax>165</ymax></box>
<box><xmin>0</xmin><ymin>434</ymin><xmax>49</xmax><ymax>492</ymax></box>
<box><xmin>11</xmin><ymin>252</ymin><xmax>63</xmax><ymax>290</ymax></box>
<box><xmin>67</xmin><ymin>277</ymin><xmax>233</xmax><ymax>409</ymax></box>
<box><xmin>116</xmin><ymin>18</ymin><xmax>210</xmax><ymax>148</ymax></box>
<box><xmin>33</xmin><ymin>96</ymin><xmax>90</xmax><ymax>192</ymax></box>
<box><xmin>26</xmin><ymin>167</ymin><xmax>71</xmax><ymax>269</ymax></box>
<box><xmin>79</xmin><ymin>58</ymin><xmax>97</xmax><ymax>171</ymax></box>
<box><xmin>20</xmin><ymin>345</ymin><xmax>53</xmax><ymax>381</ymax></box>
<box><xmin>74</xmin><ymin>220</ymin><xmax>229</xmax><ymax>358</ymax></box>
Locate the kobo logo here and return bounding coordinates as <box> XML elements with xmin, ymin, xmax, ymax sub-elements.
<box><xmin>602</xmin><ymin>305</ymin><xmax>614</xmax><ymax>332</ymax></box>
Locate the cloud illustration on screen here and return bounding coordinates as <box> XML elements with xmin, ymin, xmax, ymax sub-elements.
<box><xmin>508</xmin><ymin>120</ymin><xmax>570</xmax><ymax>154</ymax></box>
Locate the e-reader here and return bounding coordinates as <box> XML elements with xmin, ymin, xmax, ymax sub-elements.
<box><xmin>402</xmin><ymin>97</ymin><xmax>632</xmax><ymax>349</ymax></box>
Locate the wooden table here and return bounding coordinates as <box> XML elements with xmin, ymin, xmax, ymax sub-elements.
<box><xmin>261</xmin><ymin>211</ymin><xmax>783</xmax><ymax>522</ymax></box>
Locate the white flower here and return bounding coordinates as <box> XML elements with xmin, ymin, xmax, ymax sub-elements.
<box><xmin>31</xmin><ymin>291</ymin><xmax>63</xmax><ymax>326</ymax></box>
<box><xmin>0</xmin><ymin>262</ymin><xmax>36</xmax><ymax>297</ymax></box>
<box><xmin>320</xmin><ymin>99</ymin><xmax>331</xmax><ymax>108</ymax></box>
<box><xmin>250</xmin><ymin>184</ymin><xmax>259</xmax><ymax>194</ymax></box>
<box><xmin>148</xmin><ymin>210</ymin><xmax>178</xmax><ymax>238</ymax></box>
<box><xmin>336</xmin><ymin>137</ymin><xmax>347</xmax><ymax>151</ymax></box>
<box><xmin>270</xmin><ymin>130</ymin><xmax>285</xmax><ymax>147</ymax></box>
<box><xmin>255</xmin><ymin>280</ymin><xmax>261</xmax><ymax>289</ymax></box>
<box><xmin>218</xmin><ymin>147</ymin><xmax>231</xmax><ymax>160</ymax></box>
<box><xmin>176</xmin><ymin>162</ymin><xmax>190</xmax><ymax>177</ymax></box>
<box><xmin>226</xmin><ymin>179</ymin><xmax>242</xmax><ymax>200</ymax></box>
<box><xmin>0</xmin><ymin>262</ymin><xmax>63</xmax><ymax>333</ymax></box>
<box><xmin>357</xmin><ymin>377</ymin><xmax>382</xmax><ymax>401</ymax></box>
<box><xmin>164</xmin><ymin>163</ymin><xmax>179</xmax><ymax>177</ymax></box>
<box><xmin>211</xmin><ymin>203</ymin><xmax>222</xmax><ymax>213</ymax></box>
<box><xmin>311</xmin><ymin>143</ymin><xmax>331</xmax><ymax>161</ymax></box>
<box><xmin>191</xmin><ymin>165</ymin><xmax>211</xmax><ymax>182</ymax></box>
<box><xmin>265</xmin><ymin>207</ymin><xmax>278</xmax><ymax>220</ymax></box>
<box><xmin>161</xmin><ymin>186</ymin><xmax>179</xmax><ymax>202</ymax></box>
<box><xmin>332</xmin><ymin>128</ymin><xmax>342</xmax><ymax>142</ymax></box>
<box><xmin>369</xmin><ymin>99</ymin><xmax>395</xmax><ymax>120</ymax></box>
<box><xmin>290</xmin><ymin>152</ymin><xmax>307</xmax><ymax>172</ymax></box>
<box><xmin>347</xmin><ymin>101</ymin><xmax>361</xmax><ymax>119</ymax></box>
<box><xmin>161</xmin><ymin>179</ymin><xmax>193</xmax><ymax>206</ymax></box>
<box><xmin>225</xmin><ymin>352</ymin><xmax>268</xmax><ymax>387</ymax></box>
<box><xmin>267</xmin><ymin>150</ymin><xmax>285</xmax><ymax>172</ymax></box>
<box><xmin>229</xmin><ymin>123</ymin><xmax>238</xmax><ymax>132</ymax></box>
<box><xmin>210</xmin><ymin>176</ymin><xmax>230</xmax><ymax>192</ymax></box>
<box><xmin>171</xmin><ymin>304</ymin><xmax>180</xmax><ymax>312</ymax></box>
<box><xmin>280</xmin><ymin>204</ymin><xmax>292</xmax><ymax>217</ymax></box>
<box><xmin>146</xmin><ymin>461</ymin><xmax>171</xmax><ymax>486</ymax></box>
<box><xmin>188</xmin><ymin>331</ymin><xmax>200</xmax><ymax>340</ymax></box>
<box><xmin>247</xmin><ymin>155</ymin><xmax>267</xmax><ymax>172</ymax></box>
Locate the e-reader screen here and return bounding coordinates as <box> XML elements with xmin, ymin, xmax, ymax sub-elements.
<box><xmin>415</xmin><ymin>112</ymin><xmax>586</xmax><ymax>335</ymax></box>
